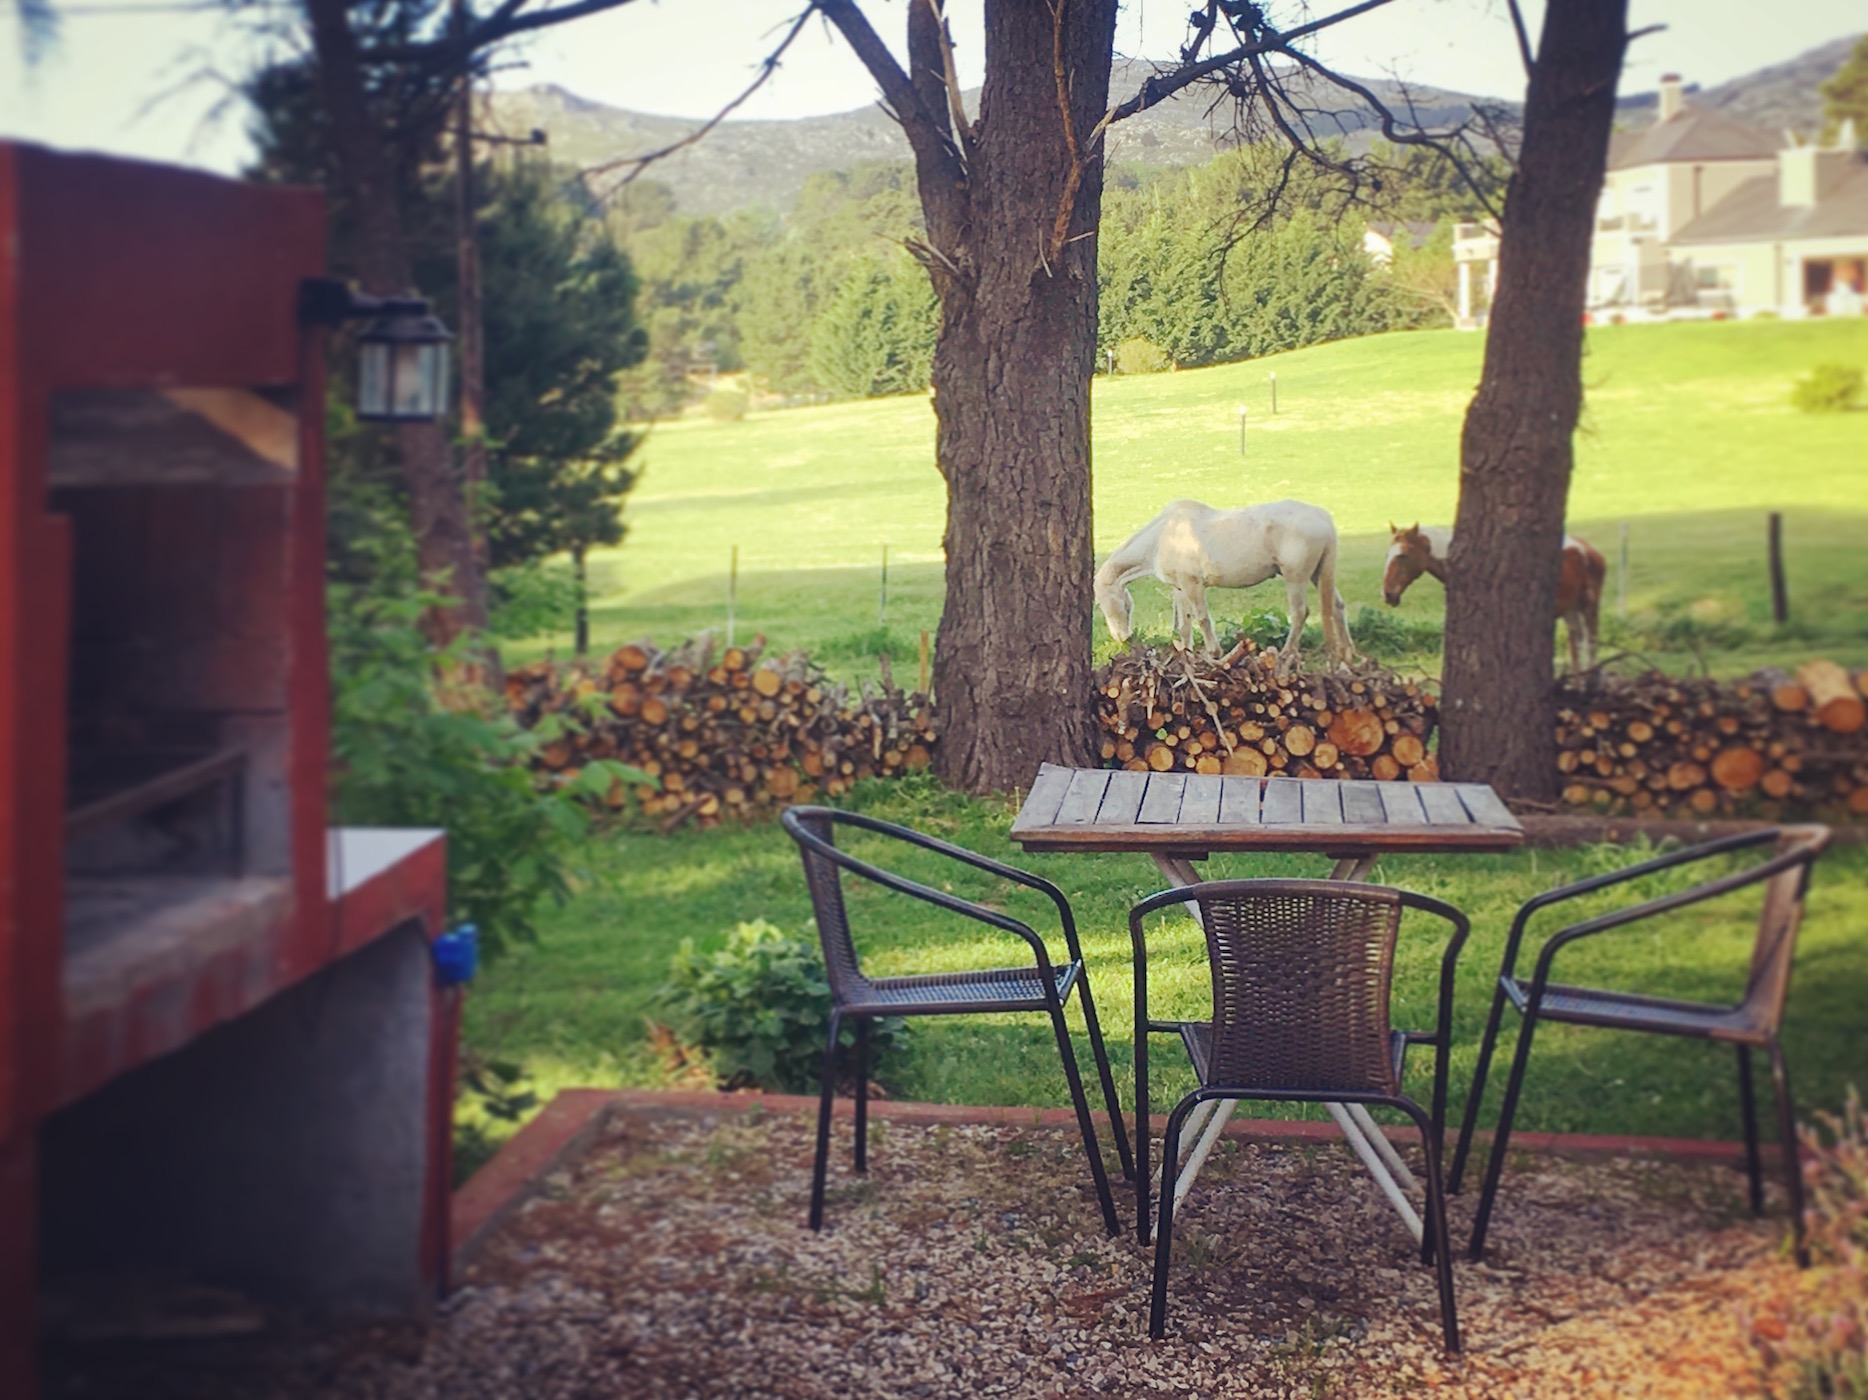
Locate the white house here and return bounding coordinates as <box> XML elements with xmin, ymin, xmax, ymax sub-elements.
<box><xmin>1450</xmin><ymin>74</ymin><xmax>1868</xmax><ymax>326</ymax></box>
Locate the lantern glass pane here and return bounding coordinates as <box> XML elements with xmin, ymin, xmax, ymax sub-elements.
<box><xmin>357</xmin><ymin>341</ymin><xmax>392</xmax><ymax>418</ymax></box>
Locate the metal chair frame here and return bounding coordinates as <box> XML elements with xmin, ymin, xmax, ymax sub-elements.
<box><xmin>782</xmin><ymin>806</ymin><xmax>1133</xmax><ymax>1238</ymax></box>
<box><xmin>1131</xmin><ymin>878</ymin><xmax>1470</xmax><ymax>1350</ymax></box>
<box><xmin>1450</xmin><ymin>825</ymin><xmax>1830</xmax><ymax>1266</ymax></box>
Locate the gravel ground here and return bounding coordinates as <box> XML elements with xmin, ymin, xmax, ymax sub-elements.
<box><xmin>47</xmin><ymin>1105</ymin><xmax>1802</xmax><ymax>1399</ymax></box>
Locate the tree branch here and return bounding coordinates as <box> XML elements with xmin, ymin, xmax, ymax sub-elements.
<box><xmin>579</xmin><ymin>5</ymin><xmax>816</xmax><ymax>199</ymax></box>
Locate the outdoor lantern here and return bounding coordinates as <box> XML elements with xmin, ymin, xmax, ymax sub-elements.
<box><xmin>297</xmin><ymin>277</ymin><xmax>454</xmax><ymax>425</ymax></box>
<box><xmin>355</xmin><ymin>311</ymin><xmax>453</xmax><ymax>423</ymax></box>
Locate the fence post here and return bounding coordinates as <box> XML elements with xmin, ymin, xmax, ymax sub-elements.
<box><xmin>1269</xmin><ymin>370</ymin><xmax>1277</xmax><ymax>415</ymax></box>
<box><xmin>918</xmin><ymin>630</ymin><xmax>930</xmax><ymax>697</ymax></box>
<box><xmin>879</xmin><ymin>544</ymin><xmax>889</xmax><ymax>627</ymax></box>
<box><xmin>1768</xmin><ymin>512</ymin><xmax>1788</xmax><ymax>625</ymax></box>
<box><xmin>1238</xmin><ymin>405</ymin><xmax>1247</xmax><ymax>456</ymax></box>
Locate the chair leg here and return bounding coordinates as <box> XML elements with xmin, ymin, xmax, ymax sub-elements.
<box><xmin>808</xmin><ymin>1011</ymin><xmax>841</xmax><ymax>1232</ymax></box>
<box><xmin>1405</xmin><ymin>1103</ymin><xmax>1461</xmax><ymax>1354</ymax></box>
<box><xmin>1074</xmin><ymin>973</ymin><xmax>1135</xmax><ymax>1181</ymax></box>
<box><xmin>1769</xmin><ymin>1039</ymin><xmax>1809</xmax><ymax>1268</ymax></box>
<box><xmin>1149</xmin><ymin>1100</ymin><xmax>1194</xmax><ymax>1340</ymax></box>
<box><xmin>1449</xmin><ymin>980</ymin><xmax>1512</xmax><ymax>1195</ymax></box>
<box><xmin>1468</xmin><ymin>1006</ymin><xmax>1541</xmax><ymax>1262</ymax></box>
<box><xmin>853</xmin><ymin>1018</ymin><xmax>870</xmax><ymax>1174</ymax></box>
<box><xmin>1048</xmin><ymin>999</ymin><xmax>1120</xmax><ymax>1238</ymax></box>
<box><xmin>1736</xmin><ymin>1044</ymin><xmax>1763</xmax><ymax>1217</ymax></box>
<box><xmin>1135</xmin><ymin>1022</ymin><xmax>1152</xmax><ymax>1247</ymax></box>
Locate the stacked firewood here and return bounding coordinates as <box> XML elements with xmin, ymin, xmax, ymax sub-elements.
<box><xmin>504</xmin><ymin>635</ymin><xmax>936</xmax><ymax>830</ymax></box>
<box><xmin>1554</xmin><ymin>659</ymin><xmax>1868</xmax><ymax>818</ymax></box>
<box><xmin>1093</xmin><ymin>642</ymin><xmax>1440</xmax><ymax>781</ymax></box>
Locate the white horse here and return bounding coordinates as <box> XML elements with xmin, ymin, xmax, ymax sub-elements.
<box><xmin>1095</xmin><ymin>498</ymin><xmax>1354</xmax><ymax>667</ymax></box>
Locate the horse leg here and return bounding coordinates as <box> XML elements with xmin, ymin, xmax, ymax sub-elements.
<box><xmin>1183</xmin><ymin>579</ymin><xmax>1219</xmax><ymax>657</ymax></box>
<box><xmin>1281</xmin><ymin>573</ymin><xmax>1309</xmax><ymax>673</ymax></box>
<box><xmin>1565</xmin><ymin>613</ymin><xmax>1581</xmax><ymax>676</ymax></box>
<box><xmin>1171</xmin><ymin>587</ymin><xmax>1193</xmax><ymax>652</ymax></box>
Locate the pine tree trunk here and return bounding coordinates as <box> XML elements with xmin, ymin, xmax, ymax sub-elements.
<box><xmin>304</xmin><ymin>0</ymin><xmax>488</xmax><ymax>645</ymax></box>
<box><xmin>1440</xmin><ymin>0</ymin><xmax>1627</xmax><ymax>799</ymax></box>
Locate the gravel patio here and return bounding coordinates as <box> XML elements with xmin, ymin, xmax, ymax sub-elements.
<box><xmin>45</xmin><ymin>1098</ymin><xmax>1808</xmax><ymax>1399</ymax></box>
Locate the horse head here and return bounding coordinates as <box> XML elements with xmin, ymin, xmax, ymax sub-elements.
<box><xmin>1093</xmin><ymin>558</ymin><xmax>1134</xmax><ymax>644</ymax></box>
<box><xmin>1381</xmin><ymin>521</ymin><xmax>1431</xmax><ymax>606</ymax></box>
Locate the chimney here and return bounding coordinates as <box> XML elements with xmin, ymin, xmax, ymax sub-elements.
<box><xmin>1780</xmin><ymin>140</ymin><xmax>1852</xmax><ymax>208</ymax></box>
<box><xmin>1657</xmin><ymin>74</ymin><xmax>1685</xmax><ymax>123</ymax></box>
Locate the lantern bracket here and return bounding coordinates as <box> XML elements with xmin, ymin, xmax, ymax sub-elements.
<box><xmin>297</xmin><ymin>277</ymin><xmax>432</xmax><ymax>326</ymax></box>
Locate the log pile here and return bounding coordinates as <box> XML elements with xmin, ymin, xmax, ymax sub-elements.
<box><xmin>1554</xmin><ymin>660</ymin><xmax>1868</xmax><ymax>818</ymax></box>
<box><xmin>1093</xmin><ymin>642</ymin><xmax>1441</xmax><ymax>781</ymax></box>
<box><xmin>504</xmin><ymin>635</ymin><xmax>936</xmax><ymax>830</ymax></box>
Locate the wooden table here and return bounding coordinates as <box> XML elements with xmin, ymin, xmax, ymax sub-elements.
<box><xmin>1010</xmin><ymin>764</ymin><xmax>1524</xmax><ymax>1241</ymax></box>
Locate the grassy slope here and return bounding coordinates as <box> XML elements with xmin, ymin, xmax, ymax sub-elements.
<box><xmin>518</xmin><ymin>318</ymin><xmax>1868</xmax><ymax>681</ymax></box>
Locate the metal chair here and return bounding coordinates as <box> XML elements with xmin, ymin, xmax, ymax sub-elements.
<box><xmin>1451</xmin><ymin>825</ymin><xmax>1830</xmax><ymax>1266</ymax></box>
<box><xmin>782</xmin><ymin>806</ymin><xmax>1132</xmax><ymax>1237</ymax></box>
<box><xmin>1132</xmin><ymin>879</ymin><xmax>1469</xmax><ymax>1350</ymax></box>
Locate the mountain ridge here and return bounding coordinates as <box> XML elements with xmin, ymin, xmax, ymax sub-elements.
<box><xmin>487</xmin><ymin>34</ymin><xmax>1861</xmax><ymax>218</ymax></box>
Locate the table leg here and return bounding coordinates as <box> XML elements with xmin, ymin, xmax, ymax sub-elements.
<box><xmin>1329</xmin><ymin>854</ymin><xmax>1377</xmax><ymax>881</ymax></box>
<box><xmin>1328</xmin><ymin>1103</ymin><xmax>1424</xmax><ymax>1243</ymax></box>
<box><xmin>1150</xmin><ymin>854</ymin><xmax>1205</xmax><ymax>929</ymax></box>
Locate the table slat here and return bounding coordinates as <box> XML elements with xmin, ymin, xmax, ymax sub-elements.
<box><xmin>1180</xmin><ymin>773</ymin><xmax>1223</xmax><ymax>825</ymax></box>
<box><xmin>1300</xmin><ymin>780</ymin><xmax>1345</xmax><ymax>825</ymax></box>
<box><xmin>1017</xmin><ymin>765</ymin><xmax>1074</xmax><ymax>830</ymax></box>
<box><xmin>1260</xmin><ymin>778</ymin><xmax>1303</xmax><ymax>825</ymax></box>
<box><xmin>1055</xmin><ymin>769</ymin><xmax>1112</xmax><ymax>825</ymax></box>
<box><xmin>1455</xmin><ymin>783</ymin><xmax>1519</xmax><ymax>829</ymax></box>
<box><xmin>1377</xmin><ymin>783</ymin><xmax>1427</xmax><ymax>824</ymax></box>
<box><xmin>1097</xmin><ymin>769</ymin><xmax>1148</xmax><ymax>826</ymax></box>
<box><xmin>1218</xmin><ymin>775</ymin><xmax>1262</xmax><ymax>824</ymax></box>
<box><xmin>1416</xmin><ymin>784</ymin><xmax>1473</xmax><ymax>824</ymax></box>
<box><xmin>1138</xmin><ymin>772</ymin><xmax>1186</xmax><ymax>823</ymax></box>
<box><xmin>1340</xmin><ymin>781</ymin><xmax>1387</xmax><ymax>825</ymax></box>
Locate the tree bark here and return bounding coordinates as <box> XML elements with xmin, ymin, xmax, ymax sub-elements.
<box><xmin>825</xmin><ymin>0</ymin><xmax>1114</xmax><ymax>792</ymax></box>
<box><xmin>305</xmin><ymin>0</ymin><xmax>488</xmax><ymax>644</ymax></box>
<box><xmin>1439</xmin><ymin>0</ymin><xmax>1627</xmax><ymax>800</ymax></box>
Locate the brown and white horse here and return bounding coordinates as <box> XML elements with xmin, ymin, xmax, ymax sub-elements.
<box><xmin>1381</xmin><ymin>523</ymin><xmax>1607</xmax><ymax>672</ymax></box>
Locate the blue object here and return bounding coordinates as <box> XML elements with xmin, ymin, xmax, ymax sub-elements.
<box><xmin>433</xmin><ymin>924</ymin><xmax>479</xmax><ymax>987</ymax></box>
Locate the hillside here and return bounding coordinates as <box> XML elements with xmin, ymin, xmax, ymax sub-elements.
<box><xmin>488</xmin><ymin>35</ymin><xmax>1859</xmax><ymax>216</ymax></box>
<box><xmin>523</xmin><ymin>318</ymin><xmax>1868</xmax><ymax>684</ymax></box>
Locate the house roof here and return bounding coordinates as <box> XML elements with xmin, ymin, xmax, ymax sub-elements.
<box><xmin>1608</xmin><ymin>108</ymin><xmax>1783</xmax><ymax>170</ymax></box>
<box><xmin>1670</xmin><ymin>158</ymin><xmax>1868</xmax><ymax>244</ymax></box>
<box><xmin>1364</xmin><ymin>220</ymin><xmax>1438</xmax><ymax>248</ymax></box>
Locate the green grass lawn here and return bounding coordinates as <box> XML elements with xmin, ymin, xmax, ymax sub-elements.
<box><xmin>512</xmin><ymin>317</ymin><xmax>1868</xmax><ymax>682</ymax></box>
<box><xmin>464</xmin><ymin>319</ymin><xmax>1868</xmax><ymax>1174</ymax></box>
<box><xmin>462</xmin><ymin>777</ymin><xmax>1868</xmax><ymax>1174</ymax></box>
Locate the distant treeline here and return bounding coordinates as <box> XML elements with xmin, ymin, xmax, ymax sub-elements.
<box><xmin>584</xmin><ymin>141</ymin><xmax>1495</xmax><ymax>416</ymax></box>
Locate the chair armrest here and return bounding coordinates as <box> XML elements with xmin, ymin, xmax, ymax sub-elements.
<box><xmin>820</xmin><ymin>809</ymin><xmax>1085</xmax><ymax>958</ymax></box>
<box><xmin>1495</xmin><ymin>828</ymin><xmax>1785</xmax><ymax>981</ymax></box>
<box><xmin>790</xmin><ymin>826</ymin><xmax>1058</xmax><ymax>976</ymax></box>
<box><xmin>1519</xmin><ymin>835</ymin><xmax>1823</xmax><ymax>1005</ymax></box>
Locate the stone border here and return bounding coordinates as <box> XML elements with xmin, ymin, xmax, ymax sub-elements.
<box><xmin>450</xmin><ymin>1088</ymin><xmax>1753</xmax><ymax>1279</ymax></box>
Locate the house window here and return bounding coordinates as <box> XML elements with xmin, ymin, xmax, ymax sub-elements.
<box><xmin>1695</xmin><ymin>265</ymin><xmax>1735</xmax><ymax>291</ymax></box>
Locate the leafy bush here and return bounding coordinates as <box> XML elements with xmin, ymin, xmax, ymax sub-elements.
<box><xmin>1115</xmin><ymin>336</ymin><xmax>1173</xmax><ymax>375</ymax></box>
<box><xmin>660</xmin><ymin>920</ymin><xmax>906</xmax><ymax>1093</ymax></box>
<box><xmin>1792</xmin><ymin>364</ymin><xmax>1865</xmax><ymax>413</ymax></box>
<box><xmin>1350</xmin><ymin>604</ymin><xmax>1443</xmax><ymax>659</ymax></box>
<box><xmin>705</xmin><ymin>386</ymin><xmax>750</xmax><ymax>421</ymax></box>
<box><xmin>1745</xmin><ymin>1088</ymin><xmax>1868</xmax><ymax>1396</ymax></box>
<box><xmin>489</xmin><ymin>557</ymin><xmax>581</xmax><ymax>641</ymax></box>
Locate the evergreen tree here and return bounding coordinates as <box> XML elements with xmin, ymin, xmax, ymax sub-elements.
<box><xmin>1821</xmin><ymin>34</ymin><xmax>1868</xmax><ymax>142</ymax></box>
<box><xmin>808</xmin><ymin>251</ymin><xmax>938</xmax><ymax>399</ymax></box>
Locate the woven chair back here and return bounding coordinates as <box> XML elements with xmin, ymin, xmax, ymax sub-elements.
<box><xmin>789</xmin><ymin>809</ymin><xmax>869</xmax><ymax>1005</ymax></box>
<box><xmin>1198</xmin><ymin>881</ymin><xmax>1405</xmax><ymax>1095</ymax></box>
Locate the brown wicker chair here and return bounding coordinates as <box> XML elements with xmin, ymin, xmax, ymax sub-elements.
<box><xmin>1132</xmin><ymin>878</ymin><xmax>1469</xmax><ymax>1350</ymax></box>
<box><xmin>1451</xmin><ymin>825</ymin><xmax>1831</xmax><ymax>1266</ymax></box>
<box><xmin>783</xmin><ymin>807</ymin><xmax>1131</xmax><ymax>1237</ymax></box>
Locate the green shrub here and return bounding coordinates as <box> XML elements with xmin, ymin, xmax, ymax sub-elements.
<box><xmin>705</xmin><ymin>386</ymin><xmax>750</xmax><ymax>421</ymax></box>
<box><xmin>660</xmin><ymin>920</ymin><xmax>906</xmax><ymax>1093</ymax></box>
<box><xmin>1791</xmin><ymin>363</ymin><xmax>1864</xmax><ymax>413</ymax></box>
<box><xmin>1115</xmin><ymin>336</ymin><xmax>1173</xmax><ymax>375</ymax></box>
<box><xmin>1349</xmin><ymin>604</ymin><xmax>1443</xmax><ymax>659</ymax></box>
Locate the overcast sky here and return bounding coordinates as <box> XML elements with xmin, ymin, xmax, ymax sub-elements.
<box><xmin>2</xmin><ymin>0</ymin><xmax>1861</xmax><ymax>177</ymax></box>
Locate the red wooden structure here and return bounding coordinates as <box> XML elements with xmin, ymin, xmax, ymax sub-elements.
<box><xmin>0</xmin><ymin>144</ymin><xmax>454</xmax><ymax>1392</ymax></box>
